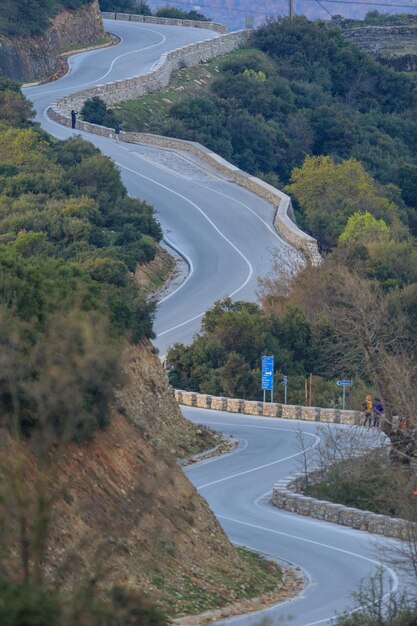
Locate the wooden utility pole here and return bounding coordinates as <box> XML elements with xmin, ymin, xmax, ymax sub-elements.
<box><xmin>289</xmin><ymin>0</ymin><xmax>293</xmax><ymax>20</ymax></box>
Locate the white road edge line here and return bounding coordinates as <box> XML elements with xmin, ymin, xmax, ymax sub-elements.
<box><xmin>196</xmin><ymin>180</ymin><xmax>289</xmax><ymax>246</ymax></box>
<box><xmin>131</xmin><ymin>148</ymin><xmax>291</xmax><ymax>250</ymax></box>
<box><xmin>195</xmin><ymin>431</ymin><xmax>319</xmax><ymax>489</ymax></box>
<box><xmin>158</xmin><ymin>235</ymin><xmax>194</xmax><ymax>304</ymax></box>
<box><xmin>218</xmin><ymin>514</ymin><xmax>399</xmax><ymax>623</ymax></box>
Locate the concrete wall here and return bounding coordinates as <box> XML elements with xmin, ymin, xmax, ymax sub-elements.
<box><xmin>102</xmin><ymin>11</ymin><xmax>227</xmax><ymax>33</ymax></box>
<box><xmin>174</xmin><ymin>389</ymin><xmax>362</xmax><ymax>425</ymax></box>
<box><xmin>48</xmin><ymin>23</ymin><xmax>321</xmax><ymax>265</ymax></box>
<box><xmin>271</xmin><ymin>473</ymin><xmax>412</xmax><ymax>540</ymax></box>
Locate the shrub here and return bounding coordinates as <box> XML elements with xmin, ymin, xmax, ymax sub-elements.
<box><xmin>80</xmin><ymin>96</ymin><xmax>118</xmax><ymax>128</ymax></box>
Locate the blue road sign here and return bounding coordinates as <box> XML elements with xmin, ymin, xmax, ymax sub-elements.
<box><xmin>336</xmin><ymin>380</ymin><xmax>353</xmax><ymax>387</ymax></box>
<box><xmin>262</xmin><ymin>355</ymin><xmax>274</xmax><ymax>391</ymax></box>
<box><xmin>283</xmin><ymin>375</ymin><xmax>287</xmax><ymax>386</ymax></box>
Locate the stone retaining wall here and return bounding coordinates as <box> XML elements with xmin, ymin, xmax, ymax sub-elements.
<box><xmin>340</xmin><ymin>24</ymin><xmax>417</xmax><ymax>73</ymax></box>
<box><xmin>53</xmin><ymin>30</ymin><xmax>250</xmax><ymax>111</ymax></box>
<box><xmin>341</xmin><ymin>25</ymin><xmax>417</xmax><ymax>56</ymax></box>
<box><xmin>48</xmin><ymin>22</ymin><xmax>321</xmax><ymax>264</ymax></box>
<box><xmin>271</xmin><ymin>472</ymin><xmax>412</xmax><ymax>540</ymax></box>
<box><xmin>174</xmin><ymin>390</ymin><xmax>361</xmax><ymax>424</ymax></box>
<box><xmin>101</xmin><ymin>11</ymin><xmax>227</xmax><ymax>33</ymax></box>
<box><xmin>176</xmin><ymin>386</ymin><xmax>411</xmax><ymax>540</ymax></box>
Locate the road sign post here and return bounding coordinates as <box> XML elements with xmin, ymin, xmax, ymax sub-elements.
<box><xmin>262</xmin><ymin>356</ymin><xmax>274</xmax><ymax>403</ymax></box>
<box><xmin>336</xmin><ymin>379</ymin><xmax>353</xmax><ymax>410</ymax></box>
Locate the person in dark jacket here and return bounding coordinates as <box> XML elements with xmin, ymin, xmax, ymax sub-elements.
<box><xmin>372</xmin><ymin>397</ymin><xmax>383</xmax><ymax>427</ymax></box>
<box><xmin>71</xmin><ymin>110</ymin><xmax>77</xmax><ymax>129</ymax></box>
<box><xmin>114</xmin><ymin>122</ymin><xmax>121</xmax><ymax>142</ymax></box>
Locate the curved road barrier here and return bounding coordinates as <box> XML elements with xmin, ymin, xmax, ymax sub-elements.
<box><xmin>101</xmin><ymin>11</ymin><xmax>228</xmax><ymax>33</ymax></box>
<box><xmin>174</xmin><ymin>389</ymin><xmax>362</xmax><ymax>424</ymax></box>
<box><xmin>272</xmin><ymin>472</ymin><xmax>412</xmax><ymax>540</ymax></box>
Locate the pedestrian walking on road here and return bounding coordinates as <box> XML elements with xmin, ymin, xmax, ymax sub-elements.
<box><xmin>363</xmin><ymin>394</ymin><xmax>373</xmax><ymax>427</ymax></box>
<box><xmin>114</xmin><ymin>122</ymin><xmax>120</xmax><ymax>142</ymax></box>
<box><xmin>71</xmin><ymin>110</ymin><xmax>77</xmax><ymax>129</ymax></box>
<box><xmin>372</xmin><ymin>397</ymin><xmax>383</xmax><ymax>428</ymax></box>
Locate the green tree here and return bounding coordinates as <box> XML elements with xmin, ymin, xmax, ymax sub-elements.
<box><xmin>99</xmin><ymin>0</ymin><xmax>152</xmax><ymax>14</ymax></box>
<box><xmin>0</xmin><ymin>579</ymin><xmax>62</xmax><ymax>626</ymax></box>
<box><xmin>155</xmin><ymin>6</ymin><xmax>207</xmax><ymax>20</ymax></box>
<box><xmin>66</xmin><ymin>153</ymin><xmax>126</xmax><ymax>215</ymax></box>
<box><xmin>339</xmin><ymin>211</ymin><xmax>390</xmax><ymax>247</ymax></box>
<box><xmin>80</xmin><ymin>96</ymin><xmax>118</xmax><ymax>128</ymax></box>
<box><xmin>285</xmin><ymin>156</ymin><xmax>401</xmax><ymax>249</ymax></box>
<box><xmin>399</xmin><ymin>163</ymin><xmax>417</xmax><ymax>210</ymax></box>
<box><xmin>219</xmin><ymin>352</ymin><xmax>256</xmax><ymax>398</ymax></box>
<box><xmin>0</xmin><ymin>91</ymin><xmax>34</xmax><ymax>126</ymax></box>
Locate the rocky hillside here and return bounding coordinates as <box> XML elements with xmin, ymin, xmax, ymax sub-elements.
<box><xmin>0</xmin><ymin>0</ymin><xmax>105</xmax><ymax>82</ymax></box>
<box><xmin>338</xmin><ymin>17</ymin><xmax>417</xmax><ymax>73</ymax></box>
<box><xmin>0</xmin><ymin>340</ymin><xmax>286</xmax><ymax>617</ymax></box>
<box><xmin>117</xmin><ymin>341</ymin><xmax>222</xmax><ymax>457</ymax></box>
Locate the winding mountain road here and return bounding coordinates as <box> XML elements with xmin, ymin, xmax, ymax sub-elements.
<box><xmin>184</xmin><ymin>409</ymin><xmax>407</xmax><ymax>625</ymax></box>
<box><xmin>24</xmin><ymin>20</ymin><xmax>409</xmax><ymax>625</ymax></box>
<box><xmin>24</xmin><ymin>19</ymin><xmax>296</xmax><ymax>356</ymax></box>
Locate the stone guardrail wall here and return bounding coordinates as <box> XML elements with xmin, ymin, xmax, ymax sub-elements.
<box><xmin>101</xmin><ymin>11</ymin><xmax>228</xmax><ymax>34</ymax></box>
<box><xmin>271</xmin><ymin>472</ymin><xmax>412</xmax><ymax>540</ymax></box>
<box><xmin>51</xmin><ymin>30</ymin><xmax>250</xmax><ymax>110</ymax></box>
<box><xmin>48</xmin><ymin>23</ymin><xmax>321</xmax><ymax>265</ymax></box>
<box><xmin>174</xmin><ymin>389</ymin><xmax>362</xmax><ymax>424</ymax></box>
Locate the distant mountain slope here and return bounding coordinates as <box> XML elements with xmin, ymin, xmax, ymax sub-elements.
<box><xmin>148</xmin><ymin>0</ymin><xmax>417</xmax><ymax>32</ymax></box>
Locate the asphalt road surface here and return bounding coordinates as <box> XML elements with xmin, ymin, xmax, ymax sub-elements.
<box><xmin>184</xmin><ymin>408</ymin><xmax>409</xmax><ymax>626</ymax></box>
<box><xmin>23</xmin><ymin>21</ymin><xmax>410</xmax><ymax>625</ymax></box>
<box><xmin>24</xmin><ymin>19</ymin><xmax>298</xmax><ymax>357</ymax></box>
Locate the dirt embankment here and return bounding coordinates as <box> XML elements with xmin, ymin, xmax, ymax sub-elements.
<box><xmin>116</xmin><ymin>341</ymin><xmax>222</xmax><ymax>458</ymax></box>
<box><xmin>1</xmin><ymin>341</ymin><xmax>295</xmax><ymax>617</ymax></box>
<box><xmin>0</xmin><ymin>0</ymin><xmax>105</xmax><ymax>82</ymax></box>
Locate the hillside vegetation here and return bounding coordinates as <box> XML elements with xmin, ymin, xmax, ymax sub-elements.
<box><xmin>99</xmin><ymin>0</ymin><xmax>208</xmax><ymax>21</ymax></box>
<box><xmin>0</xmin><ymin>73</ymin><xmax>159</xmax><ymax>440</ymax></box>
<box><xmin>338</xmin><ymin>10</ymin><xmax>417</xmax><ymax>26</ymax></box>
<box><xmin>114</xmin><ymin>19</ymin><xmax>417</xmax><ymax>429</ymax></box>
<box><xmin>0</xmin><ymin>0</ymin><xmax>94</xmax><ymax>36</ymax></box>
<box><xmin>116</xmin><ymin>17</ymin><xmax>416</xmax><ymax>231</ymax></box>
<box><xmin>0</xmin><ymin>74</ymin><xmax>290</xmax><ymax>624</ymax></box>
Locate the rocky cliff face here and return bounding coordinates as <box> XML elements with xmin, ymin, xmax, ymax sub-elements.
<box><xmin>0</xmin><ymin>0</ymin><xmax>104</xmax><ymax>82</ymax></box>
